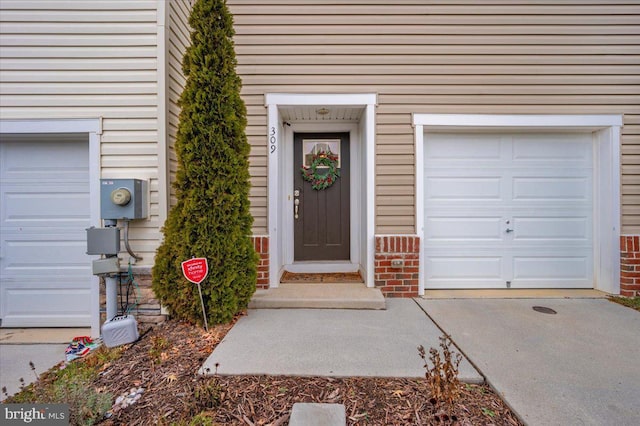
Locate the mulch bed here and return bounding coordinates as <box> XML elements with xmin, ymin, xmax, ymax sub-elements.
<box><xmin>93</xmin><ymin>317</ymin><xmax>523</xmax><ymax>425</ymax></box>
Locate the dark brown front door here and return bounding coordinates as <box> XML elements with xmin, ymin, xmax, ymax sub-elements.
<box><xmin>294</xmin><ymin>132</ymin><xmax>350</xmax><ymax>260</ymax></box>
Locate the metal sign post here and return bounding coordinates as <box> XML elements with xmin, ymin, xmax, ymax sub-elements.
<box><xmin>181</xmin><ymin>257</ymin><xmax>209</xmax><ymax>332</ymax></box>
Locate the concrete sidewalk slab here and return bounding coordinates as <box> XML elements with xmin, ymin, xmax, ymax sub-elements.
<box><xmin>201</xmin><ymin>298</ymin><xmax>482</xmax><ymax>382</ymax></box>
<box><xmin>1</xmin><ymin>344</ymin><xmax>66</xmax><ymax>398</ymax></box>
<box><xmin>417</xmin><ymin>298</ymin><xmax>640</xmax><ymax>426</ymax></box>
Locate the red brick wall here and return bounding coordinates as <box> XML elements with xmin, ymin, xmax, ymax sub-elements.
<box><xmin>253</xmin><ymin>236</ymin><xmax>270</xmax><ymax>289</ymax></box>
<box><xmin>375</xmin><ymin>235</ymin><xmax>420</xmax><ymax>297</ymax></box>
<box><xmin>620</xmin><ymin>235</ymin><xmax>640</xmax><ymax>297</ymax></box>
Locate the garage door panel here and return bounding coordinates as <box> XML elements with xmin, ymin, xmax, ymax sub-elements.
<box><xmin>512</xmin><ymin>134</ymin><xmax>592</xmax><ymax>164</ymax></box>
<box><xmin>512</xmin><ymin>177</ymin><xmax>591</xmax><ymax>202</ymax></box>
<box><xmin>426</xmin><ymin>257</ymin><xmax>505</xmax><ymax>289</ymax></box>
<box><xmin>2</xmin><ymin>234</ymin><xmax>88</xmax><ymax>273</ymax></box>
<box><xmin>0</xmin><ymin>140</ymin><xmax>88</xmax><ymax>181</ymax></box>
<box><xmin>426</xmin><ymin>216</ymin><xmax>503</xmax><ymax>241</ymax></box>
<box><xmin>1</xmin><ymin>286</ymin><xmax>91</xmax><ymax>328</ymax></box>
<box><xmin>427</xmin><ymin>256</ymin><xmax>503</xmax><ymax>278</ymax></box>
<box><xmin>512</xmin><ymin>256</ymin><xmax>592</xmax><ymax>289</ymax></box>
<box><xmin>426</xmin><ymin>177</ymin><xmax>502</xmax><ymax>201</ymax></box>
<box><xmin>3</xmin><ymin>190</ymin><xmax>89</xmax><ymax>227</ymax></box>
<box><xmin>425</xmin><ymin>134</ymin><xmax>502</xmax><ymax>162</ymax></box>
<box><xmin>512</xmin><ymin>217</ymin><xmax>590</xmax><ymax>241</ymax></box>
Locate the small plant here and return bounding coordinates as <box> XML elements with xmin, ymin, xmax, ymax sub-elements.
<box><xmin>482</xmin><ymin>407</ymin><xmax>497</xmax><ymax>417</ymax></box>
<box><xmin>608</xmin><ymin>295</ymin><xmax>640</xmax><ymax>311</ymax></box>
<box><xmin>5</xmin><ymin>360</ymin><xmax>112</xmax><ymax>425</ymax></box>
<box><xmin>29</xmin><ymin>361</ymin><xmax>38</xmax><ymax>380</ymax></box>
<box><xmin>418</xmin><ymin>334</ymin><xmax>463</xmax><ymax>411</ymax></box>
<box><xmin>49</xmin><ymin>365</ymin><xmax>112</xmax><ymax>426</ymax></box>
<box><xmin>185</xmin><ymin>378</ymin><xmax>222</xmax><ymax>418</ymax></box>
<box><xmin>149</xmin><ymin>335</ymin><xmax>172</xmax><ymax>365</ymax></box>
<box><xmin>192</xmin><ymin>378</ymin><xmax>222</xmax><ymax>411</ymax></box>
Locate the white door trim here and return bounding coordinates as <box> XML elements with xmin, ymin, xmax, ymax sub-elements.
<box><xmin>0</xmin><ymin>118</ymin><xmax>102</xmax><ymax>336</ymax></box>
<box><xmin>413</xmin><ymin>114</ymin><xmax>623</xmax><ymax>295</ymax></box>
<box><xmin>264</xmin><ymin>94</ymin><xmax>377</xmax><ymax>287</ymax></box>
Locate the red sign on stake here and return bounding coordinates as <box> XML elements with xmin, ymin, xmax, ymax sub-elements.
<box><xmin>181</xmin><ymin>258</ymin><xmax>209</xmax><ymax>284</ymax></box>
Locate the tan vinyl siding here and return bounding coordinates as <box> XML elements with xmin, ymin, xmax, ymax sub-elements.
<box><xmin>0</xmin><ymin>0</ymin><xmax>161</xmax><ymax>264</ymax></box>
<box><xmin>228</xmin><ymin>0</ymin><xmax>640</xmax><ymax>235</ymax></box>
<box><xmin>166</xmin><ymin>0</ymin><xmax>192</xmax><ymax>208</ymax></box>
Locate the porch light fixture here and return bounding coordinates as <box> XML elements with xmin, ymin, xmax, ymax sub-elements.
<box><xmin>316</xmin><ymin>107</ymin><xmax>330</xmax><ymax>115</ymax></box>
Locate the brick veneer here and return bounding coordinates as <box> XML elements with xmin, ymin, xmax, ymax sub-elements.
<box><xmin>253</xmin><ymin>236</ymin><xmax>270</xmax><ymax>289</ymax></box>
<box><xmin>375</xmin><ymin>235</ymin><xmax>420</xmax><ymax>297</ymax></box>
<box><xmin>620</xmin><ymin>235</ymin><xmax>640</xmax><ymax>297</ymax></box>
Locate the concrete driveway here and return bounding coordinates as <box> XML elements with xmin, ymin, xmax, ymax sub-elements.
<box><xmin>0</xmin><ymin>328</ymin><xmax>87</xmax><ymax>398</ymax></box>
<box><xmin>417</xmin><ymin>298</ymin><xmax>640</xmax><ymax>426</ymax></box>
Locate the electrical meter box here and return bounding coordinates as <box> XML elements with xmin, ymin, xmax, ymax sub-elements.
<box><xmin>100</xmin><ymin>179</ymin><xmax>148</xmax><ymax>220</ymax></box>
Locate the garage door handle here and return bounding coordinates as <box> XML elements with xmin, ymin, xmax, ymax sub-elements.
<box><xmin>505</xmin><ymin>228</ymin><xmax>514</xmax><ymax>233</ymax></box>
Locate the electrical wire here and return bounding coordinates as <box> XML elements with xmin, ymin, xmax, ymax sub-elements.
<box><xmin>123</xmin><ymin>220</ymin><xmax>142</xmax><ymax>261</ymax></box>
<box><xmin>114</xmin><ymin>261</ymin><xmax>141</xmax><ymax>318</ymax></box>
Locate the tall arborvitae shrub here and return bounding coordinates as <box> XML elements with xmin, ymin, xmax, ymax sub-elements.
<box><xmin>152</xmin><ymin>0</ymin><xmax>257</xmax><ymax>325</ymax></box>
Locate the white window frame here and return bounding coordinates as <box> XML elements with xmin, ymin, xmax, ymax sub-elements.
<box><xmin>413</xmin><ymin>114</ymin><xmax>622</xmax><ymax>295</ymax></box>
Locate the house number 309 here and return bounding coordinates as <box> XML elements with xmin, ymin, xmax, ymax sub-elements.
<box><xmin>269</xmin><ymin>127</ymin><xmax>276</xmax><ymax>154</ymax></box>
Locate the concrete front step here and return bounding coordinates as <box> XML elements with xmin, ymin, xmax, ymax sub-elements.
<box><xmin>248</xmin><ymin>283</ymin><xmax>386</xmax><ymax>310</ymax></box>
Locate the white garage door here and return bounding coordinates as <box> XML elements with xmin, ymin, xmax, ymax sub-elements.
<box><xmin>0</xmin><ymin>135</ymin><xmax>92</xmax><ymax>327</ymax></box>
<box><xmin>424</xmin><ymin>132</ymin><xmax>593</xmax><ymax>289</ymax></box>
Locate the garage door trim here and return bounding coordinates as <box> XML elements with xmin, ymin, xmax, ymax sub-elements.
<box><xmin>0</xmin><ymin>118</ymin><xmax>101</xmax><ymax>336</ymax></box>
<box><xmin>413</xmin><ymin>114</ymin><xmax>622</xmax><ymax>295</ymax></box>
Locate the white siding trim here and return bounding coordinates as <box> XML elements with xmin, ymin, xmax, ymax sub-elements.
<box><xmin>0</xmin><ymin>118</ymin><xmax>102</xmax><ymax>335</ymax></box>
<box><xmin>413</xmin><ymin>114</ymin><xmax>623</xmax><ymax>130</ymax></box>
<box><xmin>265</xmin><ymin>93</ymin><xmax>377</xmax><ymax>107</ymax></box>
<box><xmin>364</xmin><ymin>101</ymin><xmax>376</xmax><ymax>288</ymax></box>
<box><xmin>264</xmin><ymin>93</ymin><xmax>377</xmax><ymax>287</ymax></box>
<box><xmin>266</xmin><ymin>103</ymin><xmax>281</xmax><ymax>286</ymax></box>
<box><xmin>413</xmin><ymin>113</ymin><xmax>622</xmax><ymax>294</ymax></box>
<box><xmin>414</xmin><ymin>124</ymin><xmax>425</xmax><ymax>295</ymax></box>
<box><xmin>156</xmin><ymin>0</ymin><xmax>169</xmax><ymax>224</ymax></box>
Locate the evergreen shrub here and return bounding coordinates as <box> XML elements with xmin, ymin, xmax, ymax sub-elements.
<box><xmin>152</xmin><ymin>0</ymin><xmax>257</xmax><ymax>325</ymax></box>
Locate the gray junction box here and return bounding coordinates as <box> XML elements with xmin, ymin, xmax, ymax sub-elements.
<box><xmin>100</xmin><ymin>179</ymin><xmax>148</xmax><ymax>220</ymax></box>
<box><xmin>86</xmin><ymin>227</ymin><xmax>121</xmax><ymax>256</ymax></box>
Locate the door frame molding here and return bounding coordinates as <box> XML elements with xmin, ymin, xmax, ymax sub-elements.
<box><xmin>413</xmin><ymin>114</ymin><xmax>623</xmax><ymax>295</ymax></box>
<box><xmin>0</xmin><ymin>118</ymin><xmax>102</xmax><ymax>336</ymax></box>
<box><xmin>265</xmin><ymin>93</ymin><xmax>377</xmax><ymax>287</ymax></box>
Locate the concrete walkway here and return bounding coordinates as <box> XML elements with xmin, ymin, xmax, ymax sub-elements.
<box><xmin>0</xmin><ymin>328</ymin><xmax>87</xmax><ymax>398</ymax></box>
<box><xmin>201</xmin><ymin>298</ymin><xmax>482</xmax><ymax>382</ymax></box>
<box><xmin>417</xmin><ymin>298</ymin><xmax>640</xmax><ymax>426</ymax></box>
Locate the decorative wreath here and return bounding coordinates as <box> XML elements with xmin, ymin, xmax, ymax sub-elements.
<box><xmin>300</xmin><ymin>150</ymin><xmax>341</xmax><ymax>190</ymax></box>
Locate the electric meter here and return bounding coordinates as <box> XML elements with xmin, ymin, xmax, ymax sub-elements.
<box><xmin>100</xmin><ymin>179</ymin><xmax>148</xmax><ymax>220</ymax></box>
<box><xmin>110</xmin><ymin>188</ymin><xmax>131</xmax><ymax>206</ymax></box>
